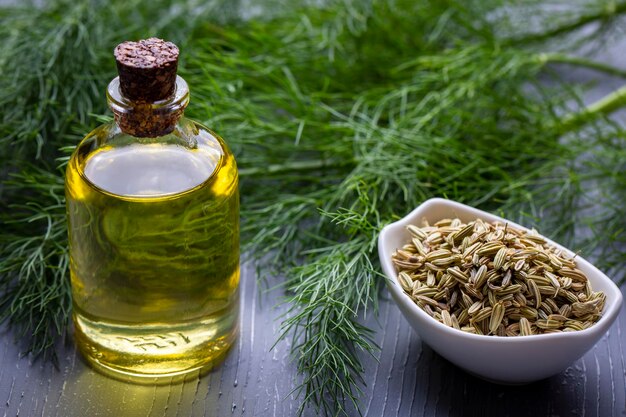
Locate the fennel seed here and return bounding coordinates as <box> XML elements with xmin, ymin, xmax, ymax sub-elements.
<box><xmin>392</xmin><ymin>217</ymin><xmax>605</xmax><ymax>336</ymax></box>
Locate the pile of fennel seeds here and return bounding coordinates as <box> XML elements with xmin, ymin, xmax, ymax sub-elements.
<box><xmin>392</xmin><ymin>218</ymin><xmax>606</xmax><ymax>336</ymax></box>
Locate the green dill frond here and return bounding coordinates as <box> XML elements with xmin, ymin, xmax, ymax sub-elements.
<box><xmin>1</xmin><ymin>0</ymin><xmax>626</xmax><ymax>415</ymax></box>
<box><xmin>0</xmin><ymin>165</ymin><xmax>70</xmax><ymax>364</ymax></box>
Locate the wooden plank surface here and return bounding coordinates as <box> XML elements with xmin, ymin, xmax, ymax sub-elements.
<box><xmin>0</xmin><ymin>261</ymin><xmax>624</xmax><ymax>417</ymax></box>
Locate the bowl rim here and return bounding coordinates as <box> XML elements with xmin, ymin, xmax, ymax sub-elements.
<box><xmin>378</xmin><ymin>197</ymin><xmax>624</xmax><ymax>344</ymax></box>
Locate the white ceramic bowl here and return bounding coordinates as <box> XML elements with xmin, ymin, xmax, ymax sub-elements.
<box><xmin>378</xmin><ymin>198</ymin><xmax>623</xmax><ymax>384</ymax></box>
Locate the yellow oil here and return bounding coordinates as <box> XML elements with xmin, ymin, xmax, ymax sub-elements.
<box><xmin>65</xmin><ymin>123</ymin><xmax>239</xmax><ymax>381</ymax></box>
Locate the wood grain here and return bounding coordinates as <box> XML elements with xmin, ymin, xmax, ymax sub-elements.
<box><xmin>0</xmin><ymin>261</ymin><xmax>624</xmax><ymax>417</ymax></box>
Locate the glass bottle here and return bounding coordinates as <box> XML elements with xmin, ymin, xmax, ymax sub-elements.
<box><xmin>65</xmin><ymin>38</ymin><xmax>239</xmax><ymax>381</ymax></box>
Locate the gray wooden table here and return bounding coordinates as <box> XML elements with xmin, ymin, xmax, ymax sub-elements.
<box><xmin>1</xmin><ymin>261</ymin><xmax>625</xmax><ymax>417</ymax></box>
<box><xmin>2</xmin><ymin>18</ymin><xmax>626</xmax><ymax>417</ymax></box>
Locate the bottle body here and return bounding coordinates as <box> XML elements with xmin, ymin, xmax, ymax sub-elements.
<box><xmin>65</xmin><ymin>117</ymin><xmax>239</xmax><ymax>380</ymax></box>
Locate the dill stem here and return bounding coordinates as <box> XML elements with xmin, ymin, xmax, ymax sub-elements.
<box><xmin>239</xmin><ymin>159</ymin><xmax>354</xmax><ymax>177</ymax></box>
<box><xmin>540</xmin><ymin>53</ymin><xmax>626</xmax><ymax>78</ymax></box>
<box><xmin>561</xmin><ymin>84</ymin><xmax>626</xmax><ymax>131</ymax></box>
<box><xmin>508</xmin><ymin>1</ymin><xmax>626</xmax><ymax>44</ymax></box>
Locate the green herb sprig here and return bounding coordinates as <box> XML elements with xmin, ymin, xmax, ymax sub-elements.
<box><xmin>1</xmin><ymin>0</ymin><xmax>626</xmax><ymax>416</ymax></box>
<box><xmin>185</xmin><ymin>2</ymin><xmax>626</xmax><ymax>414</ymax></box>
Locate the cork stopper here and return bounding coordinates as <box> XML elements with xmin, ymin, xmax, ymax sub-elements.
<box><xmin>114</xmin><ymin>38</ymin><xmax>179</xmax><ymax>102</ymax></box>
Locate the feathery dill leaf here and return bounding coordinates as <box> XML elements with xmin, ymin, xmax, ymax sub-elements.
<box><xmin>0</xmin><ymin>165</ymin><xmax>70</xmax><ymax>364</ymax></box>
<box><xmin>0</xmin><ymin>0</ymin><xmax>626</xmax><ymax>416</ymax></box>
<box><xmin>183</xmin><ymin>2</ymin><xmax>626</xmax><ymax>414</ymax></box>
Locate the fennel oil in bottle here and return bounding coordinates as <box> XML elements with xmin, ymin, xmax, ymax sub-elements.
<box><xmin>65</xmin><ymin>38</ymin><xmax>239</xmax><ymax>381</ymax></box>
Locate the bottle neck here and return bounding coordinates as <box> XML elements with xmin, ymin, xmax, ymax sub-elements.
<box><xmin>107</xmin><ymin>75</ymin><xmax>189</xmax><ymax>138</ymax></box>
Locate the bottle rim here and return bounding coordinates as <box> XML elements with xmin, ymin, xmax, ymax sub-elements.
<box><xmin>106</xmin><ymin>75</ymin><xmax>190</xmax><ymax>114</ymax></box>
